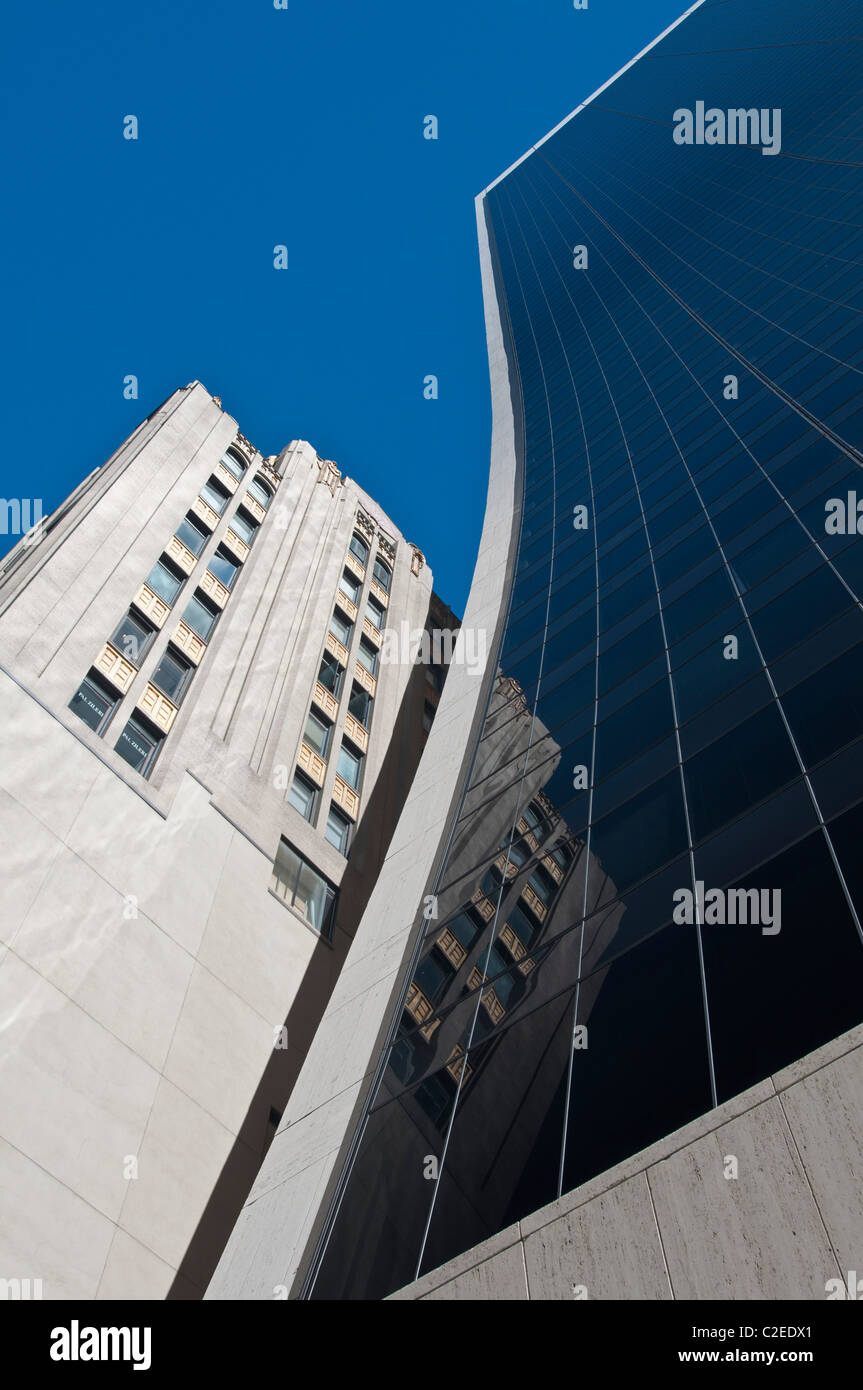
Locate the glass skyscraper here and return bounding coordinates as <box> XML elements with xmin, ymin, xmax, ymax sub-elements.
<box><xmin>301</xmin><ymin>0</ymin><xmax>863</xmax><ymax>1299</ymax></box>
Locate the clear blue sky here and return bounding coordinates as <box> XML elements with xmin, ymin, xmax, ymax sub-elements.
<box><xmin>1</xmin><ymin>0</ymin><xmax>688</xmax><ymax>613</ymax></box>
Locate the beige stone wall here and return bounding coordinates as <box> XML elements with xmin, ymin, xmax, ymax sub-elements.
<box><xmin>388</xmin><ymin>1022</ymin><xmax>863</xmax><ymax>1300</ymax></box>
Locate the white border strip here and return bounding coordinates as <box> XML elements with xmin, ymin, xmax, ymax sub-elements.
<box><xmin>480</xmin><ymin>0</ymin><xmax>708</xmax><ymax>195</ymax></box>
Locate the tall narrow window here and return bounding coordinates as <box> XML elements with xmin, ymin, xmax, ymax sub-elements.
<box><xmin>329</xmin><ymin>612</ymin><xmax>353</xmax><ymax>647</ymax></box>
<box><xmin>175</xmin><ymin>514</ymin><xmax>208</xmax><ymax>556</ymax></box>
<box><xmin>373</xmin><ymin>558</ymin><xmax>391</xmax><ymax>593</ymax></box>
<box><xmin>200</xmin><ymin>480</ymin><xmax>229</xmax><ymax>516</ymax></box>
<box><xmin>289</xmin><ymin>772</ymin><xmax>318</xmax><ymax>823</ymax></box>
<box><xmin>337</xmin><ymin>743</ymin><xmax>362</xmax><ymax>791</ymax></box>
<box><xmin>319</xmin><ymin>652</ymin><xmax>343</xmax><ymax>696</ymax></box>
<box><xmin>114</xmin><ymin>716</ymin><xmax>162</xmax><ymax>777</ymax></box>
<box><xmin>111</xmin><ymin>610</ymin><xmax>156</xmax><ymax>666</ymax></box>
<box><xmin>365</xmin><ymin>595</ymin><xmax>385</xmax><ymax>631</ymax></box>
<box><xmin>207</xmin><ymin>549</ymin><xmax>240</xmax><ymax>590</ymax></box>
<box><xmin>325</xmin><ymin>805</ymin><xmax>352</xmax><ymax>855</ymax></box>
<box><xmin>151</xmin><ymin>649</ymin><xmax>193</xmax><ymax>704</ymax></box>
<box><xmin>270</xmin><ymin>839</ymin><xmax>337</xmax><ymax>939</ymax></box>
<box><xmin>304</xmin><ymin>711</ymin><xmax>332</xmax><ymax>760</ymax></box>
<box><xmin>357</xmin><ymin>637</ymin><xmax>379</xmax><ymax>678</ymax></box>
<box><xmin>350</xmin><ymin>533</ymin><xmax>369</xmax><ymax>568</ymax></box>
<box><xmin>145</xmin><ymin>559</ymin><xmax>184</xmax><ymax>607</ymax></box>
<box><xmin>339</xmin><ymin>570</ymin><xmax>361</xmax><ymax>604</ymax></box>
<box><xmin>348</xmin><ymin>683</ymin><xmax>372</xmax><ymax>729</ymax></box>
<box><xmin>247</xmin><ymin>479</ymin><xmax>272</xmax><ymax>510</ymax></box>
<box><xmin>229</xmin><ymin>511</ymin><xmax>258</xmax><ymax>545</ymax></box>
<box><xmin>68</xmin><ymin>674</ymin><xmax>118</xmax><ymax>734</ymax></box>
<box><xmin>182</xmin><ymin>594</ymin><xmax>219</xmax><ymax>642</ymax></box>
<box><xmin>220</xmin><ymin>450</ymin><xmax>246</xmax><ymax>480</ymax></box>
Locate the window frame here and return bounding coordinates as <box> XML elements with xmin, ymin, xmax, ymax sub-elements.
<box><xmin>304</xmin><ymin>710</ymin><xmax>332</xmax><ymax>760</ymax></box>
<box><xmin>207</xmin><ymin>547</ymin><xmax>240</xmax><ymax>591</ymax></box>
<box><xmin>220</xmin><ymin>450</ymin><xmax>247</xmax><ymax>481</ymax></box>
<box><xmin>247</xmin><ymin>477</ymin><xmax>272</xmax><ymax>510</ymax></box>
<box><xmin>182</xmin><ymin>593</ymin><xmax>219</xmax><ymax>642</ymax></box>
<box><xmin>336</xmin><ymin>742</ymin><xmax>363</xmax><ymax>791</ymax></box>
<box><xmin>150</xmin><ymin>648</ymin><xmax>194</xmax><ymax>706</ymax></box>
<box><xmin>175</xmin><ymin>514</ymin><xmax>208</xmax><ymax>557</ymax></box>
<box><xmin>357</xmin><ymin>637</ymin><xmax>379</xmax><ymax>678</ymax></box>
<box><xmin>289</xmin><ymin>771</ymin><xmax>318</xmax><ymax>823</ymax></box>
<box><xmin>325</xmin><ymin>804</ymin><xmax>352</xmax><ymax>855</ymax></box>
<box><xmin>373</xmin><ymin>557</ymin><xmax>391</xmax><ymax>593</ymax></box>
<box><xmin>111</xmin><ymin>610</ymin><xmax>156</xmax><ymax>666</ymax></box>
<box><xmin>200</xmin><ymin>479</ymin><xmax>230</xmax><ymax>516</ymax></box>
<box><xmin>145</xmin><ymin>558</ymin><xmax>185</xmax><ymax>608</ymax></box>
<box><xmin>114</xmin><ymin>714</ymin><xmax>163</xmax><ymax>778</ymax></box>
<box><xmin>349</xmin><ymin>532</ymin><xmax>369</xmax><ymax>568</ymax></box>
<box><xmin>270</xmin><ymin>838</ymin><xmax>338</xmax><ymax>940</ymax></box>
<box><xmin>68</xmin><ymin>673</ymin><xmax>119</xmax><ymax>735</ymax></box>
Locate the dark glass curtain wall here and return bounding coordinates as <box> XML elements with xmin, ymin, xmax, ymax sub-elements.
<box><xmin>306</xmin><ymin>0</ymin><xmax>863</xmax><ymax>1299</ymax></box>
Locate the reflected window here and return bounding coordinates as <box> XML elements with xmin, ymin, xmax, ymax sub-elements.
<box><xmin>329</xmin><ymin>612</ymin><xmax>353</xmax><ymax>647</ymax></box>
<box><xmin>304</xmin><ymin>711</ymin><xmax>331</xmax><ymax>760</ymax></box>
<box><xmin>339</xmin><ymin>570</ymin><xmax>360</xmax><ymax>605</ymax></box>
<box><xmin>229</xmin><ymin>511</ymin><xmax>258</xmax><ymax>545</ymax></box>
<box><xmin>365</xmin><ymin>595</ymin><xmax>385</xmax><ymax>632</ymax></box>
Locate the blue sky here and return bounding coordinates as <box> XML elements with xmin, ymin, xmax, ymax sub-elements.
<box><xmin>1</xmin><ymin>0</ymin><xmax>688</xmax><ymax>613</ymax></box>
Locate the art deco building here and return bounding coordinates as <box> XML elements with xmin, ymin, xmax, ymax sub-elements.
<box><xmin>210</xmin><ymin>0</ymin><xmax>863</xmax><ymax>1301</ymax></box>
<box><xmin>0</xmin><ymin>381</ymin><xmax>457</xmax><ymax>1298</ymax></box>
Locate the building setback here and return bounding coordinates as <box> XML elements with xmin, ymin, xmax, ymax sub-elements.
<box><xmin>0</xmin><ymin>381</ymin><xmax>456</xmax><ymax>1298</ymax></box>
<box><xmin>209</xmin><ymin>0</ymin><xmax>863</xmax><ymax>1301</ymax></box>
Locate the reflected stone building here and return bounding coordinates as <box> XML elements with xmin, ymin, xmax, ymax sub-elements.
<box><xmin>211</xmin><ymin>0</ymin><xmax>863</xmax><ymax>1302</ymax></box>
<box><xmin>0</xmin><ymin>381</ymin><xmax>456</xmax><ymax>1298</ymax></box>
